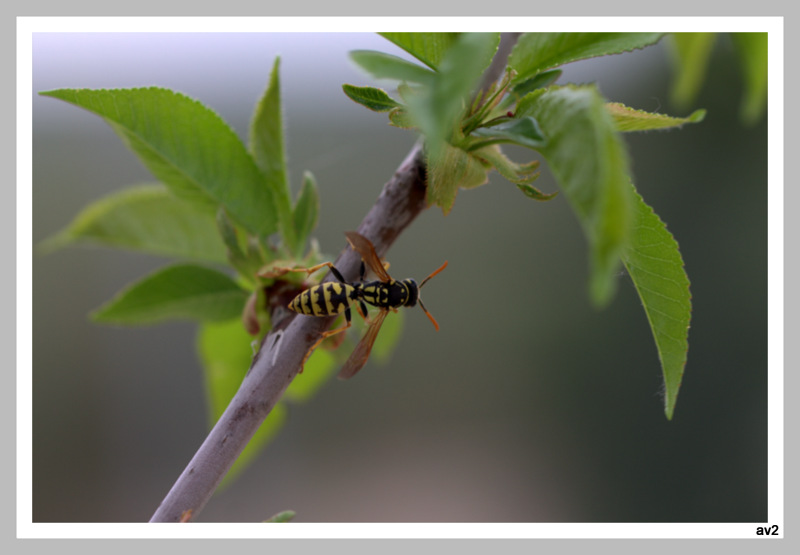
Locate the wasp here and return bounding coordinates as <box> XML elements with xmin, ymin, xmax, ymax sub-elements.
<box><xmin>284</xmin><ymin>231</ymin><xmax>447</xmax><ymax>379</ymax></box>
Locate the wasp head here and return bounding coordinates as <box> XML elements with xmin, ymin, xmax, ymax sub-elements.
<box><xmin>400</xmin><ymin>278</ymin><xmax>419</xmax><ymax>307</ymax></box>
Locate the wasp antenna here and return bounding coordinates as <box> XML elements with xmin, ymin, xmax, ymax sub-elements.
<box><xmin>418</xmin><ymin>298</ymin><xmax>440</xmax><ymax>331</ymax></box>
<box><xmin>419</xmin><ymin>260</ymin><xmax>448</xmax><ymax>289</ymax></box>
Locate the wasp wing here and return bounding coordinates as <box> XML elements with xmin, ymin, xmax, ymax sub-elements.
<box><xmin>337</xmin><ymin>308</ymin><xmax>389</xmax><ymax>380</ymax></box>
<box><xmin>344</xmin><ymin>231</ymin><xmax>392</xmax><ymax>283</ymax></box>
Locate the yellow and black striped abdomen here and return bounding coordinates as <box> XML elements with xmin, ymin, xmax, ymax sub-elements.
<box><xmin>290</xmin><ymin>282</ymin><xmax>357</xmax><ymax>317</ymax></box>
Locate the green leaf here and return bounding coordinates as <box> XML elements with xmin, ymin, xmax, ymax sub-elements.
<box><xmin>509</xmin><ymin>69</ymin><xmax>563</xmax><ymax>98</ymax></box>
<box><xmin>518</xmin><ymin>85</ymin><xmax>634</xmax><ymax>306</ymax></box>
<box><xmin>197</xmin><ymin>318</ymin><xmax>288</xmax><ymax>489</ymax></box>
<box><xmin>249</xmin><ymin>58</ymin><xmax>294</xmax><ymax>248</ymax></box>
<box><xmin>469</xmin><ymin>116</ymin><xmax>547</xmax><ymax>150</ymax></box>
<box><xmin>472</xmin><ymin>145</ymin><xmax>555</xmax><ymax>201</ymax></box>
<box><xmin>378</xmin><ymin>32</ymin><xmax>460</xmax><ymax>70</ymax></box>
<box><xmin>621</xmin><ymin>187</ymin><xmax>691</xmax><ymax>420</ymax></box>
<box><xmin>509</xmin><ymin>33</ymin><xmax>664</xmax><ymax>83</ymax></box>
<box><xmin>606</xmin><ymin>103</ymin><xmax>706</xmax><ymax>132</ymax></box>
<box><xmin>216</xmin><ymin>208</ymin><xmax>265</xmax><ymax>283</ymax></box>
<box><xmin>515</xmin><ymin>182</ymin><xmax>558</xmax><ymax>201</ymax></box>
<box><xmin>291</xmin><ymin>172</ymin><xmax>320</xmax><ymax>258</ymax></box>
<box><xmin>388</xmin><ymin>107</ymin><xmax>415</xmax><ymax>129</ymax></box>
<box><xmin>38</xmin><ymin>184</ymin><xmax>227</xmax><ymax>263</ymax></box>
<box><xmin>731</xmin><ymin>32</ymin><xmax>768</xmax><ymax>125</ymax></box>
<box><xmin>264</xmin><ymin>510</ymin><xmax>296</xmax><ymax>523</ymax></box>
<box><xmin>349</xmin><ymin>50</ymin><xmax>436</xmax><ymax>84</ymax></box>
<box><xmin>408</xmin><ymin>33</ymin><xmax>501</xmax><ymax>155</ymax></box>
<box><xmin>91</xmin><ymin>263</ymin><xmax>248</xmax><ymax>325</ymax></box>
<box><xmin>472</xmin><ymin>145</ymin><xmax>541</xmax><ymax>185</ymax></box>
<box><xmin>668</xmin><ymin>33</ymin><xmax>717</xmax><ymax>110</ymax></box>
<box><xmin>342</xmin><ymin>84</ymin><xmax>401</xmax><ymax>112</ymax></box>
<box><xmin>284</xmin><ymin>347</ymin><xmax>337</xmax><ymax>402</ymax></box>
<box><xmin>40</xmin><ymin>87</ymin><xmax>277</xmax><ymax>237</ymax></box>
<box><xmin>425</xmin><ymin>141</ymin><xmax>490</xmax><ymax>214</ymax></box>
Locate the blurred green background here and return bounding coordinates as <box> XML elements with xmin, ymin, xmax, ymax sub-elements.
<box><xmin>32</xmin><ymin>32</ymin><xmax>768</xmax><ymax>522</ymax></box>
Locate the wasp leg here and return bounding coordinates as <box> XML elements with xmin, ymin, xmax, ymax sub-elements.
<box><xmin>275</xmin><ymin>262</ymin><xmax>353</xmax><ymax>289</ymax></box>
<box><xmin>267</xmin><ymin>261</ymin><xmax>338</xmax><ymax>280</ymax></box>
<box><xmin>298</xmin><ymin>306</ymin><xmax>354</xmax><ymax>373</ymax></box>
